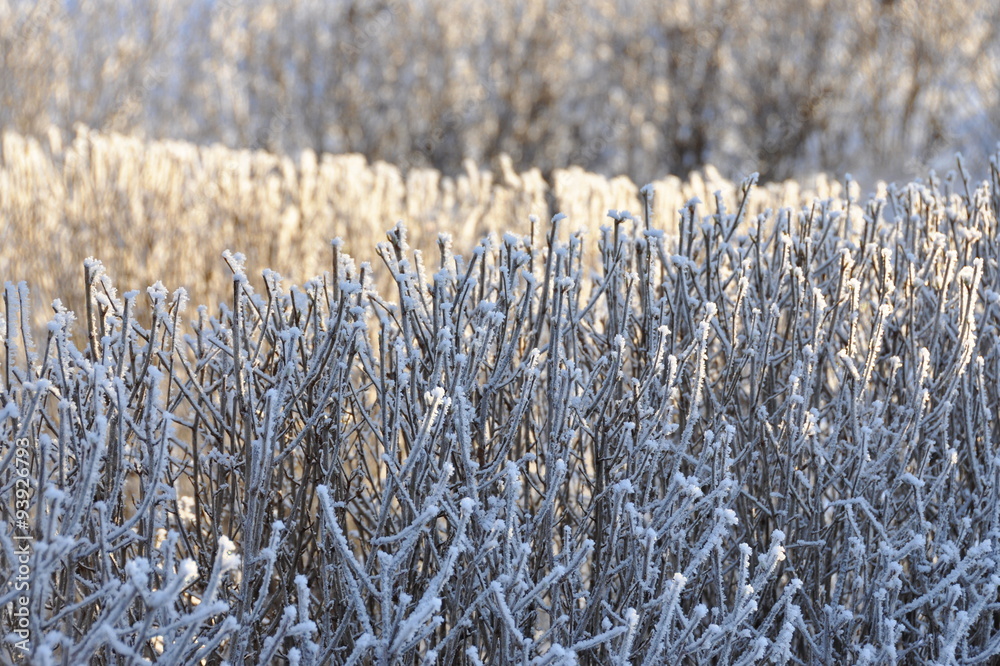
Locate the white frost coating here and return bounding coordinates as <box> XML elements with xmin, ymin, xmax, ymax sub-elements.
<box><xmin>899</xmin><ymin>473</ymin><xmax>925</xmax><ymax>488</ymax></box>
<box><xmin>217</xmin><ymin>536</ymin><xmax>241</xmax><ymax>571</ymax></box>
<box><xmin>2</xmin><ymin>165</ymin><xmax>997</xmax><ymax>663</ymax></box>
<box><xmin>147</xmin><ymin>281</ymin><xmax>169</xmax><ymax>301</ymax></box>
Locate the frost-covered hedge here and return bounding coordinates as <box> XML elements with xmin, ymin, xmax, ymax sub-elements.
<box><xmin>3</xmin><ymin>169</ymin><xmax>1000</xmax><ymax>664</ymax></box>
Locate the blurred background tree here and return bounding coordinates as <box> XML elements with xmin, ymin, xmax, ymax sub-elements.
<box><xmin>1</xmin><ymin>0</ymin><xmax>997</xmax><ymax>183</ymax></box>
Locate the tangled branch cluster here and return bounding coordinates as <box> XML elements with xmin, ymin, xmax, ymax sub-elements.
<box><xmin>3</xmin><ymin>163</ymin><xmax>1000</xmax><ymax>663</ymax></box>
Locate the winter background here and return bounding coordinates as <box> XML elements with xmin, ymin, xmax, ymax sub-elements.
<box><xmin>2</xmin><ymin>0</ymin><xmax>1000</xmax><ymax>663</ymax></box>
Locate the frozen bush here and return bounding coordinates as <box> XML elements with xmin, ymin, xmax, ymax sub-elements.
<box><xmin>2</xmin><ymin>158</ymin><xmax>1000</xmax><ymax>663</ymax></box>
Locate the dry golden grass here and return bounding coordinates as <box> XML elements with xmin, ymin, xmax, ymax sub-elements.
<box><xmin>1</xmin><ymin>125</ymin><xmax>850</xmax><ymax>333</ymax></box>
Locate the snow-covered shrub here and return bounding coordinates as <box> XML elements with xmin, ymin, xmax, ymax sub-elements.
<box><xmin>3</xmin><ymin>163</ymin><xmax>1000</xmax><ymax>664</ymax></box>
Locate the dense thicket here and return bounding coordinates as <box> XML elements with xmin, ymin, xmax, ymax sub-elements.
<box><xmin>3</xmin><ymin>158</ymin><xmax>1000</xmax><ymax>663</ymax></box>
